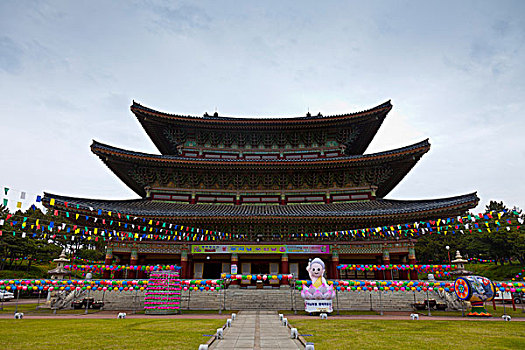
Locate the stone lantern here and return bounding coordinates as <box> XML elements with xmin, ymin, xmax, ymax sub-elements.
<box><xmin>47</xmin><ymin>249</ymin><xmax>71</xmax><ymax>280</ymax></box>
<box><xmin>450</xmin><ymin>250</ymin><xmax>472</xmax><ymax>278</ymax></box>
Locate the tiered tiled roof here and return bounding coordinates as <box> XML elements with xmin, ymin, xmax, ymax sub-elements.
<box><xmin>43</xmin><ymin>192</ymin><xmax>478</xmax><ymax>222</ymax></box>
<box><xmin>131</xmin><ymin>100</ymin><xmax>393</xmax><ymax>155</ymax></box>
<box><xmin>90</xmin><ymin>139</ymin><xmax>430</xmax><ymax>198</ymax></box>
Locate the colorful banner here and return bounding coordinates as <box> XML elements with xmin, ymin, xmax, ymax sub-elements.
<box><xmin>304</xmin><ymin>299</ymin><xmax>333</xmax><ymax>313</ymax></box>
<box><xmin>287</xmin><ymin>244</ymin><xmax>330</xmax><ymax>254</ymax></box>
<box><xmin>191</xmin><ymin>244</ymin><xmax>330</xmax><ymax>254</ymax></box>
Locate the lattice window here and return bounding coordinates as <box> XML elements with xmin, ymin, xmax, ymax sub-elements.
<box><xmin>306</xmin><ymin>172</ymin><xmax>319</xmax><ymax>188</ymax></box>
<box><xmin>248</xmin><ymin>173</ymin><xmax>260</xmax><ymax>188</ymax></box>
<box><xmin>233</xmin><ymin>174</ymin><xmax>244</xmax><ymax>189</ymax></box>
<box><xmin>291</xmin><ymin>173</ymin><xmax>302</xmax><ymax>188</ymax></box>
<box><xmin>196</xmin><ymin>131</ymin><xmax>208</xmax><ymax>145</ymax></box>
<box><xmin>223</xmin><ymin>133</ymin><xmax>233</xmax><ymax>147</ymax></box>
<box><xmin>321</xmin><ymin>172</ymin><xmax>333</xmax><ymax>187</ymax></box>
<box><xmin>210</xmin><ymin>132</ymin><xmax>220</xmax><ymax>146</ymax></box>
<box><xmin>203</xmin><ymin>172</ymin><xmax>214</xmax><ymax>187</ymax></box>
<box><xmin>263</xmin><ymin>133</ymin><xmax>273</xmax><ymax>147</ymax></box>
<box><xmin>263</xmin><ymin>174</ymin><xmax>274</xmax><ymax>188</ymax></box>
<box><xmin>217</xmin><ymin>173</ymin><xmax>229</xmax><ymax>188</ymax></box>
<box><xmin>174</xmin><ymin>172</ymin><xmax>188</xmax><ymax>187</ymax></box>
<box><xmin>158</xmin><ymin>169</ymin><xmax>171</xmax><ymax>186</ymax></box>
<box><xmin>337</xmin><ymin>128</ymin><xmax>351</xmax><ymax>144</ymax></box>
<box><xmin>277</xmin><ymin>174</ymin><xmax>287</xmax><ymax>188</ymax></box>
<box><xmin>188</xmin><ymin>173</ymin><xmax>201</xmax><ymax>187</ymax></box>
<box><xmin>250</xmin><ymin>133</ymin><xmax>261</xmax><ymax>147</ymax></box>
<box><xmin>237</xmin><ymin>133</ymin><xmax>246</xmax><ymax>147</ymax></box>
<box><xmin>289</xmin><ymin>132</ymin><xmax>300</xmax><ymax>147</ymax></box>
<box><xmin>315</xmin><ymin>131</ymin><xmax>327</xmax><ymax>145</ymax></box>
<box><xmin>302</xmin><ymin>132</ymin><xmax>313</xmax><ymax>147</ymax></box>
<box><xmin>277</xmin><ymin>133</ymin><xmax>287</xmax><ymax>147</ymax></box>
<box><xmin>334</xmin><ymin>172</ymin><xmax>345</xmax><ymax>187</ymax></box>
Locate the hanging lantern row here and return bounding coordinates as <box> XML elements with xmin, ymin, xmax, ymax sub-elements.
<box><xmin>337</xmin><ymin>264</ymin><xmax>456</xmax><ymax>272</ymax></box>
<box><xmin>220</xmin><ymin>273</ymin><xmax>294</xmax><ymax>281</ymax></box>
<box><xmin>0</xmin><ymin>278</ymin><xmax>224</xmax><ymax>293</ymax></box>
<box><xmin>0</xmin><ymin>279</ymin><xmax>148</xmax><ymax>292</ymax></box>
<box><xmin>513</xmin><ymin>269</ymin><xmax>525</xmax><ymax>281</ymax></box>
<box><xmin>64</xmin><ymin>264</ymin><xmax>181</xmax><ymax>273</ymax></box>
<box><xmin>294</xmin><ymin>279</ymin><xmax>525</xmax><ymax>293</ymax></box>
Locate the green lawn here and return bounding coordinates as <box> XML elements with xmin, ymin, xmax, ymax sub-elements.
<box><xmin>292</xmin><ymin>319</ymin><xmax>525</xmax><ymax>350</ymax></box>
<box><xmin>0</xmin><ymin>319</ymin><xmax>224</xmax><ymax>350</ymax></box>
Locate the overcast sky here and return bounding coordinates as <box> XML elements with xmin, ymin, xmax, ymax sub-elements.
<box><xmin>1</xmin><ymin>0</ymin><xmax>524</xmax><ymax>213</ymax></box>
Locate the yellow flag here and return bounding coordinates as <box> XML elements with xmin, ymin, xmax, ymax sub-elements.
<box><xmin>16</xmin><ymin>201</ymin><xmax>22</xmax><ymax>208</ymax></box>
<box><xmin>36</xmin><ymin>219</ymin><xmax>39</xmax><ymax>226</ymax></box>
<box><xmin>50</xmin><ymin>198</ymin><xmax>55</xmax><ymax>206</ymax></box>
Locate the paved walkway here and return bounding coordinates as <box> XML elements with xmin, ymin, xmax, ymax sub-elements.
<box><xmin>211</xmin><ymin>310</ymin><xmax>302</xmax><ymax>350</ymax></box>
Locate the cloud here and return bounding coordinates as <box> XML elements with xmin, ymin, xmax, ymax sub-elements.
<box><xmin>147</xmin><ymin>1</ymin><xmax>212</xmax><ymax>34</ymax></box>
<box><xmin>0</xmin><ymin>36</ymin><xmax>23</xmax><ymax>73</ymax></box>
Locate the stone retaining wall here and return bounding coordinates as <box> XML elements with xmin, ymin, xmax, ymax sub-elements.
<box><xmin>82</xmin><ymin>288</ymin><xmax>446</xmax><ymax>312</ymax></box>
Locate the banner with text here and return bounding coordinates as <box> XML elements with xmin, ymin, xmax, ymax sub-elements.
<box><xmin>304</xmin><ymin>300</ymin><xmax>333</xmax><ymax>313</ymax></box>
<box><xmin>191</xmin><ymin>244</ymin><xmax>329</xmax><ymax>254</ymax></box>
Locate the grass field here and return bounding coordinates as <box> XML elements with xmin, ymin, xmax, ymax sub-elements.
<box><xmin>0</xmin><ymin>319</ymin><xmax>224</xmax><ymax>350</ymax></box>
<box><xmin>292</xmin><ymin>319</ymin><xmax>525</xmax><ymax>350</ymax></box>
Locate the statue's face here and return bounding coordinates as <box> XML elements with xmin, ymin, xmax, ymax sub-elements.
<box><xmin>310</xmin><ymin>263</ymin><xmax>323</xmax><ymax>278</ymax></box>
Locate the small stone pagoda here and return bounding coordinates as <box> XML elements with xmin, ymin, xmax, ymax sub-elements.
<box><xmin>47</xmin><ymin>250</ymin><xmax>71</xmax><ymax>280</ymax></box>
<box><xmin>450</xmin><ymin>250</ymin><xmax>472</xmax><ymax>278</ymax></box>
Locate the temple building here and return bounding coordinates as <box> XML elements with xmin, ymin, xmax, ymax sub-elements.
<box><xmin>43</xmin><ymin>100</ymin><xmax>478</xmax><ymax>281</ymax></box>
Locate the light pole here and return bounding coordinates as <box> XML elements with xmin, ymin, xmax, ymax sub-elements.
<box><xmin>445</xmin><ymin>246</ymin><xmax>451</xmax><ymax>264</ymax></box>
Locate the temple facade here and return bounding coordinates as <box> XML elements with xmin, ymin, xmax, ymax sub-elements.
<box><xmin>43</xmin><ymin>100</ymin><xmax>478</xmax><ymax>281</ymax></box>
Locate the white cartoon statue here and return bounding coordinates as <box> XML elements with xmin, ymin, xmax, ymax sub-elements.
<box><xmin>307</xmin><ymin>258</ymin><xmax>328</xmax><ymax>288</ymax></box>
<box><xmin>301</xmin><ymin>258</ymin><xmax>334</xmax><ymax>301</ymax></box>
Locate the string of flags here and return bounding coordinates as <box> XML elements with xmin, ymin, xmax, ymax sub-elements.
<box><xmin>1</xmin><ymin>186</ymin><xmax>43</xmax><ymax>211</ymax></box>
<box><xmin>1</xmin><ymin>203</ymin><xmax>522</xmax><ymax>244</ymax></box>
<box><xmin>1</xmin><ymin>208</ymin><xmax>523</xmax><ymax>244</ymax></box>
<box><xmin>1</xmin><ymin>184</ymin><xmax>524</xmax><ymax>243</ymax></box>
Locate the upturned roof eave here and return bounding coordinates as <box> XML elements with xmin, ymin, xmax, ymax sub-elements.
<box><xmin>130</xmin><ymin>100</ymin><xmax>393</xmax><ymax>124</ymax></box>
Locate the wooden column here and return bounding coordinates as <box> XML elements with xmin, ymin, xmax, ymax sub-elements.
<box><xmin>408</xmin><ymin>244</ymin><xmax>418</xmax><ymax>280</ymax></box>
<box><xmin>280</xmin><ymin>253</ymin><xmax>289</xmax><ymax>274</ymax></box>
<box><xmin>330</xmin><ymin>250</ymin><xmax>339</xmax><ymax>279</ymax></box>
<box><xmin>130</xmin><ymin>247</ymin><xmax>138</xmax><ymax>266</ymax></box>
<box><xmin>230</xmin><ymin>253</ymin><xmax>239</xmax><ymax>286</ymax></box>
<box><xmin>399</xmin><ymin>255</ymin><xmax>408</xmax><ymax>280</ymax></box>
<box><xmin>103</xmin><ymin>247</ymin><xmax>113</xmax><ymax>279</ymax></box>
<box><xmin>382</xmin><ymin>248</ymin><xmax>392</xmax><ymax>280</ymax></box>
<box><xmin>181</xmin><ymin>250</ymin><xmax>188</xmax><ymax>279</ymax></box>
